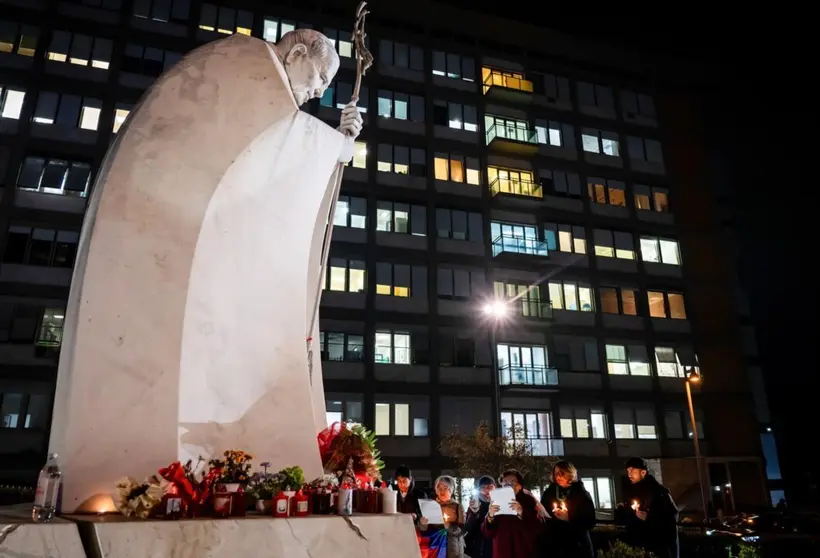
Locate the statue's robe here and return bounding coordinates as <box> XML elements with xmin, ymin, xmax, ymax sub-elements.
<box><xmin>48</xmin><ymin>34</ymin><xmax>344</xmax><ymax>512</ymax></box>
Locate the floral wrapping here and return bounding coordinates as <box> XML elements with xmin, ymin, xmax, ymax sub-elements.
<box><xmin>317</xmin><ymin>422</ymin><xmax>383</xmax><ymax>484</ymax></box>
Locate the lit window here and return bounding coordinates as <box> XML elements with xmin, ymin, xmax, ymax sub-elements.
<box><xmin>548</xmin><ymin>281</ymin><xmax>593</xmax><ymax>312</ymax></box>
<box><xmin>582</xmin><ymin>477</ymin><xmax>614</xmax><ymax>510</ymax></box>
<box><xmin>79</xmin><ymin>103</ymin><xmax>101</xmax><ymax>131</ymax></box>
<box><xmin>349</xmin><ymin>141</ymin><xmax>367</xmax><ymax>169</ymax></box>
<box><xmin>614</xmin><ymin>406</ymin><xmax>656</xmax><ymax>439</ymax></box>
<box><xmin>374</xmin><ymin>331</ymin><xmax>411</xmax><ymax>364</ymax></box>
<box><xmin>582</xmin><ymin>128</ymin><xmax>619</xmax><ymax>156</ymax></box>
<box><xmin>605</xmin><ymin>344</ymin><xmax>650</xmax><ymax>376</ymax></box>
<box><xmin>488</xmin><ymin>167</ymin><xmax>539</xmax><ymax>198</ymax></box>
<box><xmin>0</xmin><ymin>87</ymin><xmax>25</xmax><ymax>119</ymax></box>
<box><xmin>113</xmin><ymin>106</ymin><xmax>131</xmax><ymax>133</ymax></box>
<box><xmin>640</xmin><ymin>237</ymin><xmax>680</xmax><ymax>265</ymax></box>
<box><xmin>599</xmin><ymin>287</ymin><xmax>637</xmax><ymax>316</ymax></box>
<box><xmin>559</xmin><ymin>407</ymin><xmax>607</xmax><ymax>439</ymax></box>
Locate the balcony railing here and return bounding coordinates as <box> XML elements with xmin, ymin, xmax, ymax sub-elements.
<box><xmin>485</xmin><ymin>122</ymin><xmax>537</xmax><ymax>146</ymax></box>
<box><xmin>482</xmin><ymin>68</ymin><xmax>534</xmax><ymax>94</ymax></box>
<box><xmin>499</xmin><ymin>364</ymin><xmax>558</xmax><ymax>387</ymax></box>
<box><xmin>512</xmin><ymin>298</ymin><xmax>553</xmax><ymax>319</ymax></box>
<box><xmin>506</xmin><ymin>436</ymin><xmax>564</xmax><ymax>457</ymax></box>
<box><xmin>491</xmin><ymin>234</ymin><xmax>549</xmax><ymax>257</ymax></box>
<box><xmin>489</xmin><ymin>176</ymin><xmax>542</xmax><ymax>199</ymax></box>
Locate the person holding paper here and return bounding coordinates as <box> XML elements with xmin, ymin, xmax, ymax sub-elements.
<box><xmin>538</xmin><ymin>461</ymin><xmax>596</xmax><ymax>558</ymax></box>
<box><xmin>481</xmin><ymin>469</ymin><xmax>542</xmax><ymax>558</ymax></box>
<box><xmin>394</xmin><ymin>465</ymin><xmax>425</xmax><ymax>523</ymax></box>
<box><xmin>419</xmin><ymin>475</ymin><xmax>466</xmax><ymax>558</ymax></box>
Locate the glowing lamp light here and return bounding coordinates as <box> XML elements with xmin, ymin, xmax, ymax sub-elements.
<box><xmin>79</xmin><ymin>493</ymin><xmax>118</xmax><ymax>515</ymax></box>
<box><xmin>482</xmin><ymin>300</ymin><xmax>508</xmax><ymax>319</ymax></box>
<box><xmin>685</xmin><ymin>369</ymin><xmax>701</xmax><ymax>383</ymax></box>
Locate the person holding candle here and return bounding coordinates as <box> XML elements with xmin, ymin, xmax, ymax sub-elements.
<box><xmin>538</xmin><ymin>461</ymin><xmax>596</xmax><ymax>558</ymax></box>
<box><xmin>481</xmin><ymin>469</ymin><xmax>542</xmax><ymax>558</ymax></box>
<box><xmin>419</xmin><ymin>475</ymin><xmax>466</xmax><ymax>558</ymax></box>
<box><xmin>464</xmin><ymin>475</ymin><xmax>496</xmax><ymax>557</ymax></box>
<box><xmin>618</xmin><ymin>457</ymin><xmax>679</xmax><ymax>558</ymax></box>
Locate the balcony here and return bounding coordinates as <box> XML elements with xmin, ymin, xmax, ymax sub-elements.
<box><xmin>509</xmin><ymin>298</ymin><xmax>553</xmax><ymax>320</ymax></box>
<box><xmin>485</xmin><ymin>122</ymin><xmax>538</xmax><ymax>156</ymax></box>
<box><xmin>499</xmin><ymin>364</ymin><xmax>559</xmax><ymax>387</ymax></box>
<box><xmin>489</xmin><ymin>176</ymin><xmax>542</xmax><ymax>200</ymax></box>
<box><xmin>482</xmin><ymin>68</ymin><xmax>534</xmax><ymax>104</ymax></box>
<box><xmin>507</xmin><ymin>437</ymin><xmax>564</xmax><ymax>457</ymax></box>
<box><xmin>491</xmin><ymin>234</ymin><xmax>549</xmax><ymax>258</ymax></box>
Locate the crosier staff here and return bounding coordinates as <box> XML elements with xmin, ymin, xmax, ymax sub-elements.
<box><xmin>307</xmin><ymin>1</ymin><xmax>373</xmax><ymax>385</ymax></box>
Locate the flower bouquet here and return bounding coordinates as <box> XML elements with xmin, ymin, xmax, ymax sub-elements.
<box><xmin>158</xmin><ymin>457</ymin><xmax>222</xmax><ymax>517</ymax></box>
<box><xmin>317</xmin><ymin>422</ymin><xmax>383</xmax><ymax>485</ymax></box>
<box><xmin>114</xmin><ymin>475</ymin><xmax>167</xmax><ymax>519</ymax></box>
<box><xmin>209</xmin><ymin>450</ymin><xmax>253</xmax><ymax>489</ymax></box>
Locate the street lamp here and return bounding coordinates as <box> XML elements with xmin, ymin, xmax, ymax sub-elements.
<box><xmin>685</xmin><ymin>368</ymin><xmax>708</xmax><ymax>522</ymax></box>
<box><xmin>483</xmin><ymin>298</ymin><xmax>508</xmax><ymax>437</ymax></box>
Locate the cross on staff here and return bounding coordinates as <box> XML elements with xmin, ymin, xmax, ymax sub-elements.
<box><xmin>307</xmin><ymin>1</ymin><xmax>372</xmax><ymax>385</ymax></box>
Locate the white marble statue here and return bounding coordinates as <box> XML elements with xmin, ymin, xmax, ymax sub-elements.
<box><xmin>48</xmin><ymin>30</ymin><xmax>362</xmax><ymax>512</ymax></box>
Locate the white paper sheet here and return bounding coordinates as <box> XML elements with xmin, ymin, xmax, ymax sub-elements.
<box><xmin>490</xmin><ymin>486</ymin><xmax>518</xmax><ymax>515</ymax></box>
<box><xmin>419</xmin><ymin>499</ymin><xmax>445</xmax><ymax>524</ymax></box>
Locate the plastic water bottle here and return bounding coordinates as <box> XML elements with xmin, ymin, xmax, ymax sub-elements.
<box><xmin>32</xmin><ymin>453</ymin><xmax>61</xmax><ymax>522</ymax></box>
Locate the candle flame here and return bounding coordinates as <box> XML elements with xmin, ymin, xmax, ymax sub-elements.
<box><xmin>631</xmin><ymin>500</ymin><xmax>640</xmax><ymax>511</ymax></box>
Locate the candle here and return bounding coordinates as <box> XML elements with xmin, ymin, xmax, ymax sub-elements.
<box><xmin>631</xmin><ymin>500</ymin><xmax>640</xmax><ymax>511</ymax></box>
<box><xmin>380</xmin><ymin>485</ymin><xmax>397</xmax><ymax>514</ymax></box>
<box><xmin>443</xmin><ymin>513</ymin><xmax>449</xmax><ymax>522</ymax></box>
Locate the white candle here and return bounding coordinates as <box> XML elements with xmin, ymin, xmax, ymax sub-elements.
<box><xmin>380</xmin><ymin>486</ymin><xmax>397</xmax><ymax>514</ymax></box>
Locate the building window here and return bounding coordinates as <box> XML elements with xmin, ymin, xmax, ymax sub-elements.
<box><xmin>433</xmin><ymin>153</ymin><xmax>479</xmax><ymax>185</ymax></box>
<box><xmin>548</xmin><ymin>281</ymin><xmax>593</xmax><ymax>312</ymax></box>
<box><xmin>484</xmin><ymin>114</ymin><xmax>534</xmax><ymax>144</ymax></box>
<box><xmin>501</xmin><ymin>411</ymin><xmax>554</xmax><ymax>441</ymax></box>
<box><xmin>434</xmin><ymin>100</ymin><xmax>477</xmax><ymax>131</ymax></box>
<box><xmin>47</xmin><ymin>31</ymin><xmax>112</xmax><ymax>69</ymax></box>
<box><xmin>1</xmin><ymin>393</ymin><xmax>23</xmax><ymax>428</ymax></box>
<box><xmin>582</xmin><ymin>476</ymin><xmax>614</xmax><ymax>510</ymax></box>
<box><xmin>559</xmin><ymin>406</ymin><xmax>607</xmax><ymax>439</ymax></box>
<box><xmin>0</xmin><ymin>20</ymin><xmax>38</xmax><ymax>57</ymax></box>
<box><xmin>17</xmin><ymin>157</ymin><xmax>93</xmax><ymax>197</ymax></box>
<box><xmin>334</xmin><ymin>196</ymin><xmax>366</xmax><ymax>229</ymax></box>
<box><xmin>481</xmin><ymin>67</ymin><xmax>533</xmax><ymax>94</ymax></box>
<box><xmin>634</xmin><ymin>184</ymin><xmax>669</xmax><ymax>212</ymax></box>
<box><xmin>122</xmin><ymin>43</ymin><xmax>182</xmax><ymax>77</ymax></box>
<box><xmin>2</xmin><ymin>226</ymin><xmax>79</xmax><ymax>267</ymax></box>
<box><xmin>379</xmin><ymin>40</ymin><xmax>424</xmax><ymax>71</ymax></box>
<box><xmin>490</xmin><ymin>222</ymin><xmax>546</xmax><ymax>256</ymax></box>
<box><xmin>199</xmin><ymin>4</ymin><xmax>252</xmax><ymax>35</ymax></box>
<box><xmin>605</xmin><ymin>344</ymin><xmax>650</xmax><ymax>376</ymax></box>
<box><xmin>435</xmin><ymin>209</ymin><xmax>483</xmax><ymax>241</ymax></box>
<box><xmin>438</xmin><ymin>268</ymin><xmax>484</xmax><ymax>300</ymax></box>
<box><xmin>375</xmin><ymin>263</ymin><xmax>426</xmax><ymax>298</ymax></box>
<box><xmin>325</xmin><ymin>397</ymin><xmax>363</xmax><ymax>426</ymax></box>
<box><xmin>587</xmin><ymin>178</ymin><xmax>626</xmax><ymax>207</ymax></box>
<box><xmin>581</xmin><ymin>128</ymin><xmax>619</xmax><ymax>157</ymax></box>
<box><xmin>377</xmin><ymin>90</ymin><xmax>424</xmax><ymax>122</ymax></box>
<box><xmin>541</xmin><ymin>170</ymin><xmax>582</xmax><ymax>198</ymax></box>
<box><xmin>36</xmin><ymin>308</ymin><xmax>64</xmax><ymax>347</ymax></box>
<box><xmin>621</xmin><ymin>91</ymin><xmax>656</xmax><ymax>120</ymax></box>
<box><xmin>543</xmin><ymin>73</ymin><xmax>571</xmax><ymax>103</ymax></box>
<box><xmin>599</xmin><ymin>286</ymin><xmax>638</xmax><ymax>315</ymax></box>
<box><xmin>664</xmin><ymin>409</ymin><xmax>704</xmax><ymax>440</ymax></box>
<box><xmin>432</xmin><ymin>51</ymin><xmax>475</xmax><ymax>82</ymax></box>
<box><xmin>323</xmin><ymin>27</ymin><xmax>354</xmax><ymax>58</ymax></box>
<box><xmin>493</xmin><ymin>281</ymin><xmax>549</xmax><ymax>318</ymax></box>
<box><xmin>497</xmin><ymin>345</ymin><xmax>551</xmax><ymax>386</ymax></box>
<box><xmin>626</xmin><ymin>136</ymin><xmax>664</xmax><ymax>164</ymax></box>
<box><xmin>647</xmin><ymin>291</ymin><xmax>687</xmax><ymax>320</ymax></box>
<box><xmin>376</xmin><ymin>201</ymin><xmax>426</xmax><ymax>235</ymax></box>
<box><xmin>544</xmin><ymin>223</ymin><xmax>586</xmax><ymax>254</ymax></box>
<box><xmin>320</xmin><ymin>82</ymin><xmax>369</xmax><ymax>113</ymax></box>
<box><xmin>374</xmin><ymin>331</ymin><xmax>411</xmax><ymax>364</ymax></box>
<box><xmin>345</xmin><ymin>140</ymin><xmax>367</xmax><ymax>169</ymax></box>
<box><xmin>577</xmin><ymin>82</ymin><xmax>615</xmax><ymax>113</ymax></box>
<box><xmin>376</xmin><ymin>144</ymin><xmax>425</xmax><ymax>176</ymax></box>
<box><xmin>133</xmin><ymin>0</ymin><xmax>190</xmax><ymax>23</ymax></box>
<box><xmin>318</xmin><ymin>331</ymin><xmax>364</xmax><ymax>362</ymax></box>
<box><xmin>439</xmin><ymin>334</ymin><xmax>476</xmax><ymax>367</ymax></box>
<box><xmin>639</xmin><ymin>237</ymin><xmax>681</xmax><ymax>265</ymax></box>
<box><xmin>113</xmin><ymin>103</ymin><xmax>132</xmax><ymax>133</ymax></box>
<box><xmin>263</xmin><ymin>18</ymin><xmax>305</xmax><ymax>42</ymax></box>
<box><xmin>655</xmin><ymin>346</ymin><xmax>699</xmax><ymax>378</ymax></box>
<box><xmin>593</xmin><ymin>229</ymin><xmax>635</xmax><ymax>259</ymax></box>
<box><xmin>323</xmin><ymin>258</ymin><xmax>365</xmax><ymax>293</ymax></box>
<box><xmin>534</xmin><ymin>119</ymin><xmax>564</xmax><ymax>146</ymax></box>
<box><xmin>614</xmin><ymin>406</ymin><xmax>657</xmax><ymax>439</ymax></box>
<box><xmin>0</xmin><ymin>85</ymin><xmax>25</xmax><ymax>119</ymax></box>
<box><xmin>32</xmin><ymin>92</ymin><xmax>102</xmax><ymax>131</ymax></box>
<box><xmin>488</xmin><ymin>167</ymin><xmax>540</xmax><ymax>198</ymax></box>
<box><xmin>375</xmin><ymin>401</ymin><xmax>428</xmax><ymax>437</ymax></box>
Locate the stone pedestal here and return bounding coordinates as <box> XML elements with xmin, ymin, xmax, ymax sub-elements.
<box><xmin>70</xmin><ymin>514</ymin><xmax>421</xmax><ymax>558</ymax></box>
<box><xmin>0</xmin><ymin>507</ymin><xmax>86</xmax><ymax>558</ymax></box>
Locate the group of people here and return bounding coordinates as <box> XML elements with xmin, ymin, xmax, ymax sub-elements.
<box><xmin>392</xmin><ymin>456</ymin><xmax>680</xmax><ymax>558</ymax></box>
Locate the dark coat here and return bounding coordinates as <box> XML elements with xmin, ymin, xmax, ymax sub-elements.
<box><xmin>539</xmin><ymin>481</ymin><xmax>596</xmax><ymax>558</ymax></box>
<box><xmin>481</xmin><ymin>490</ymin><xmax>542</xmax><ymax>558</ymax></box>
<box><xmin>465</xmin><ymin>499</ymin><xmax>493</xmax><ymax>558</ymax></box>
<box><xmin>618</xmin><ymin>475</ymin><xmax>679</xmax><ymax>558</ymax></box>
<box><xmin>396</xmin><ymin>481</ymin><xmax>425</xmax><ymax>523</ymax></box>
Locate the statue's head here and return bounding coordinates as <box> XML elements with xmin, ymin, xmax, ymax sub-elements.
<box><xmin>275</xmin><ymin>29</ymin><xmax>340</xmax><ymax>106</ymax></box>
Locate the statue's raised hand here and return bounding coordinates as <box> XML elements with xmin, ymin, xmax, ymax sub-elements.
<box><xmin>339</xmin><ymin>101</ymin><xmax>363</xmax><ymax>139</ymax></box>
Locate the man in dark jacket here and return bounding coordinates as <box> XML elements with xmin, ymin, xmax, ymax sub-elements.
<box><xmin>394</xmin><ymin>465</ymin><xmax>425</xmax><ymax>522</ymax></box>
<box><xmin>539</xmin><ymin>461</ymin><xmax>596</xmax><ymax>558</ymax></box>
<box><xmin>619</xmin><ymin>457</ymin><xmax>679</xmax><ymax>558</ymax></box>
<box><xmin>465</xmin><ymin>475</ymin><xmax>495</xmax><ymax>557</ymax></box>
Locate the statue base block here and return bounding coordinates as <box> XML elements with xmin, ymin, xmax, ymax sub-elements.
<box><xmin>69</xmin><ymin>514</ymin><xmax>422</xmax><ymax>558</ymax></box>
<box><xmin>0</xmin><ymin>512</ymin><xmax>86</xmax><ymax>558</ymax></box>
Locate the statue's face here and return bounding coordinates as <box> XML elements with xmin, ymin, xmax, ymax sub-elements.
<box><xmin>284</xmin><ymin>44</ymin><xmax>335</xmax><ymax>106</ymax></box>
